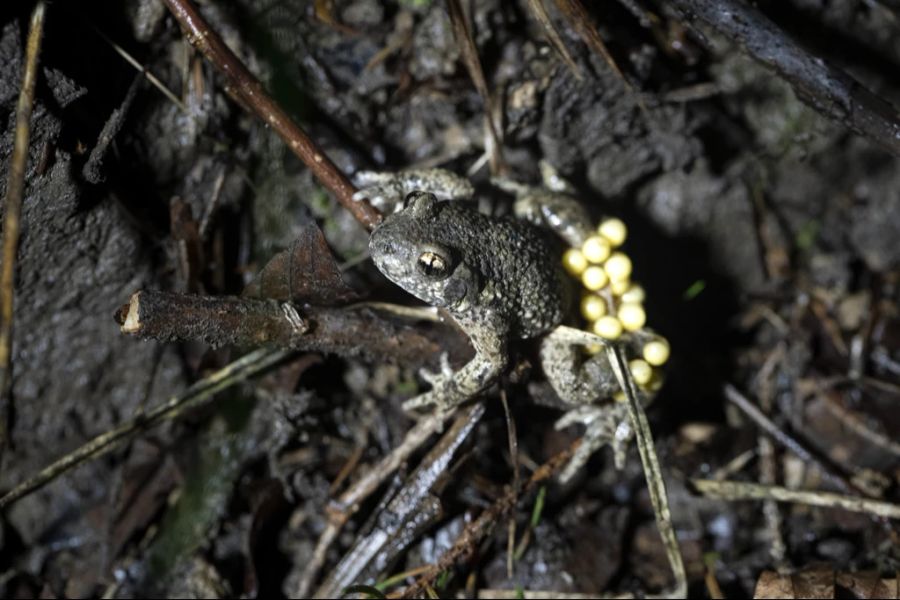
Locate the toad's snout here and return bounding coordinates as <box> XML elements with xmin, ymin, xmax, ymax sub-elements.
<box><xmin>368</xmin><ymin>228</ymin><xmax>396</xmax><ymax>257</ymax></box>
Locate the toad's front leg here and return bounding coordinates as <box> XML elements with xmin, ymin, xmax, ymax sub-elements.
<box><xmin>403</xmin><ymin>324</ymin><xmax>508</xmax><ymax>412</ymax></box>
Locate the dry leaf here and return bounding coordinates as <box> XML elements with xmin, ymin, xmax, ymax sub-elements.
<box><xmin>754</xmin><ymin>567</ymin><xmax>900</xmax><ymax>599</ymax></box>
<box><xmin>244</xmin><ymin>222</ymin><xmax>358</xmax><ymax>304</ymax></box>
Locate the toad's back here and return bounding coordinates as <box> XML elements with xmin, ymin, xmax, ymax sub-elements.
<box><xmin>427</xmin><ymin>202</ymin><xmax>571</xmax><ymax>339</ymax></box>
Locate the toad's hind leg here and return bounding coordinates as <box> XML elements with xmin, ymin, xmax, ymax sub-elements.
<box><xmin>539</xmin><ymin>335</ymin><xmax>619</xmax><ymax>406</ymax></box>
<box><xmin>353</xmin><ymin>168</ymin><xmax>474</xmax><ymax>213</ymax></box>
<box><xmin>539</xmin><ymin>333</ymin><xmax>633</xmax><ymax>481</ymax></box>
<box><xmin>492</xmin><ymin>162</ymin><xmax>594</xmax><ymax>248</ymax></box>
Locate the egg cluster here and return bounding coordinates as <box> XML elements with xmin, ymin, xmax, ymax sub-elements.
<box><xmin>561</xmin><ymin>218</ymin><xmax>670</xmax><ymax>393</ymax></box>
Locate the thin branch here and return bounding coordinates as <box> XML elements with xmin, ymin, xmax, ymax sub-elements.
<box><xmin>691</xmin><ymin>479</ymin><xmax>900</xmax><ymax>520</ymax></box>
<box><xmin>541</xmin><ymin>325</ymin><xmax>687</xmax><ymax>597</ymax></box>
<box><xmin>313</xmin><ymin>403</ymin><xmax>485</xmax><ymax>598</ymax></box>
<box><xmin>723</xmin><ymin>384</ymin><xmax>856</xmax><ymax>494</ymax></box>
<box><xmin>295</xmin><ymin>408</ymin><xmax>466</xmax><ymax>598</ymax></box>
<box><xmin>400</xmin><ymin>437</ymin><xmax>580</xmax><ymax>598</ymax></box>
<box><xmin>0</xmin><ymin>347</ymin><xmax>289</xmax><ymax>510</ymax></box>
<box><xmin>667</xmin><ymin>0</ymin><xmax>900</xmax><ymax>156</ymax></box>
<box><xmin>0</xmin><ymin>0</ymin><xmax>47</xmax><ymax>457</ymax></box>
<box><xmin>605</xmin><ymin>343</ymin><xmax>687</xmax><ymax>599</ymax></box>
<box><xmin>116</xmin><ymin>290</ymin><xmax>461</xmax><ymax>368</ymax></box>
<box><xmin>160</xmin><ymin>0</ymin><xmax>382</xmax><ymax>230</ymax></box>
<box><xmin>525</xmin><ymin>0</ymin><xmax>583</xmax><ymax>80</ymax></box>
<box><xmin>446</xmin><ymin>0</ymin><xmax>507</xmax><ymax>175</ymax></box>
<box><xmin>90</xmin><ymin>23</ymin><xmax>187</xmax><ymax>112</ymax></box>
<box><xmin>552</xmin><ymin>0</ymin><xmax>648</xmax><ymax>115</ymax></box>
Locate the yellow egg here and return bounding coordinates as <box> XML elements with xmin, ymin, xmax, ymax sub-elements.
<box><xmin>628</xmin><ymin>359</ymin><xmax>653</xmax><ymax>386</ymax></box>
<box><xmin>592</xmin><ymin>316</ymin><xmax>623</xmax><ymax>340</ymax></box>
<box><xmin>612</xmin><ymin>390</ymin><xmax>626</xmax><ymax>403</ymax></box>
<box><xmin>617</xmin><ymin>302</ymin><xmax>646</xmax><ymax>331</ymax></box>
<box><xmin>581</xmin><ymin>266</ymin><xmax>608</xmax><ymax>291</ymax></box>
<box><xmin>642</xmin><ymin>339</ymin><xmax>670</xmax><ymax>366</ymax></box>
<box><xmin>646</xmin><ymin>370</ymin><xmax>665</xmax><ymax>392</ymax></box>
<box><xmin>562</xmin><ymin>248</ymin><xmax>588</xmax><ymax>276</ymax></box>
<box><xmin>580</xmin><ymin>294</ymin><xmax>607</xmax><ymax>320</ymax></box>
<box><xmin>604</xmin><ymin>252</ymin><xmax>632</xmax><ymax>282</ymax></box>
<box><xmin>582</xmin><ymin>235</ymin><xmax>611</xmax><ymax>264</ymax></box>
<box><xmin>610</xmin><ymin>278</ymin><xmax>631</xmax><ymax>296</ymax></box>
<box><xmin>585</xmin><ymin>344</ymin><xmax>602</xmax><ymax>355</ymax></box>
<box><xmin>598</xmin><ymin>218</ymin><xmax>627</xmax><ymax>246</ymax></box>
<box><xmin>621</xmin><ymin>284</ymin><xmax>645</xmax><ymax>304</ymax></box>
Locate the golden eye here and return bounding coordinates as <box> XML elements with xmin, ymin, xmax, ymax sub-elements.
<box><xmin>417</xmin><ymin>250</ymin><xmax>449</xmax><ymax>278</ymax></box>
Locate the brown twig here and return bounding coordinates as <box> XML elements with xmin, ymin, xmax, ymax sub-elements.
<box><xmin>160</xmin><ymin>0</ymin><xmax>382</xmax><ymax>230</ymax></box>
<box><xmin>117</xmin><ymin>290</ymin><xmax>464</xmax><ymax>368</ymax></box>
<box><xmin>446</xmin><ymin>0</ymin><xmax>507</xmax><ymax>175</ymax></box>
<box><xmin>525</xmin><ymin>0</ymin><xmax>583</xmax><ymax>80</ymax></box>
<box><xmin>400</xmin><ymin>437</ymin><xmax>580</xmax><ymax>598</ymax></box>
<box><xmin>667</xmin><ymin>0</ymin><xmax>900</xmax><ymax>156</ymax></box>
<box><xmin>552</xmin><ymin>0</ymin><xmax>649</xmax><ymax>115</ymax></box>
<box><xmin>313</xmin><ymin>404</ymin><xmax>485</xmax><ymax>598</ymax></box>
<box><xmin>295</xmin><ymin>408</ymin><xmax>467</xmax><ymax>598</ymax></box>
<box><xmin>723</xmin><ymin>384</ymin><xmax>857</xmax><ymax>494</ymax></box>
<box><xmin>0</xmin><ymin>1</ymin><xmax>46</xmax><ymax>457</ymax></box>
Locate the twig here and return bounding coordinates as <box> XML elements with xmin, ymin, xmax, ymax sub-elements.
<box><xmin>400</xmin><ymin>437</ymin><xmax>581</xmax><ymax>598</ymax></box>
<box><xmin>753</xmin><ymin>349</ymin><xmax>787</xmax><ymax>564</ymax></box>
<box><xmin>500</xmin><ymin>388</ymin><xmax>520</xmax><ymax>578</ymax></box>
<box><xmin>117</xmin><ymin>290</ymin><xmax>459</xmax><ymax>368</ymax></box>
<box><xmin>313</xmin><ymin>404</ymin><xmax>485</xmax><ymax>598</ymax></box>
<box><xmin>0</xmin><ymin>0</ymin><xmax>46</xmax><ymax>457</ymax></box>
<box><xmin>703</xmin><ymin>554</ymin><xmax>725</xmax><ymax>600</ymax></box>
<box><xmin>543</xmin><ymin>326</ymin><xmax>687</xmax><ymax>597</ymax></box>
<box><xmin>818</xmin><ymin>384</ymin><xmax>900</xmax><ymax>458</ymax></box>
<box><xmin>691</xmin><ymin>479</ymin><xmax>900</xmax><ymax>520</ymax></box>
<box><xmin>667</xmin><ymin>0</ymin><xmax>900</xmax><ymax>156</ymax></box>
<box><xmin>605</xmin><ymin>343</ymin><xmax>687</xmax><ymax>599</ymax></box>
<box><xmin>723</xmin><ymin>384</ymin><xmax>855</xmax><ymax>494</ymax></box>
<box><xmin>446</xmin><ymin>0</ymin><xmax>507</xmax><ymax>175</ymax></box>
<box><xmin>160</xmin><ymin>0</ymin><xmax>382</xmax><ymax>230</ymax></box>
<box><xmin>295</xmin><ymin>409</ymin><xmax>460</xmax><ymax>598</ymax></box>
<box><xmin>552</xmin><ymin>0</ymin><xmax>649</xmax><ymax>115</ymax></box>
<box><xmin>525</xmin><ymin>0</ymin><xmax>583</xmax><ymax>80</ymax></box>
<box><xmin>476</xmin><ymin>591</ymin><xmax>632</xmax><ymax>599</ymax></box>
<box><xmin>0</xmin><ymin>347</ymin><xmax>289</xmax><ymax>510</ymax></box>
<box><xmin>90</xmin><ymin>24</ymin><xmax>187</xmax><ymax>112</ymax></box>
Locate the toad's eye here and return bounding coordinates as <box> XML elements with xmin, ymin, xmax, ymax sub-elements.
<box><xmin>417</xmin><ymin>250</ymin><xmax>450</xmax><ymax>279</ymax></box>
<box><xmin>404</xmin><ymin>191</ymin><xmax>430</xmax><ymax>209</ymax></box>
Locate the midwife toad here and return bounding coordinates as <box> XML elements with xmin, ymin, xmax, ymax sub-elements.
<box><xmin>360</xmin><ymin>167</ymin><xmax>655</xmax><ymax>479</ymax></box>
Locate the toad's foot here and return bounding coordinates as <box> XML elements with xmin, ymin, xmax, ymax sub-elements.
<box><xmin>418</xmin><ymin>352</ymin><xmax>454</xmax><ymax>388</ymax></box>
<box><xmin>556</xmin><ymin>403</ymin><xmax>632</xmax><ymax>483</ymax></box>
<box><xmin>402</xmin><ymin>347</ymin><xmax>506</xmax><ymax>413</ymax></box>
<box><xmin>353</xmin><ymin>168</ymin><xmax>474</xmax><ymax>213</ymax></box>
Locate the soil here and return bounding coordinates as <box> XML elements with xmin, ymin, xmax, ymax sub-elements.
<box><xmin>0</xmin><ymin>0</ymin><xmax>898</xmax><ymax>597</ymax></box>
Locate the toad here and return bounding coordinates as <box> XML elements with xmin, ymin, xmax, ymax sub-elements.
<box><xmin>358</xmin><ymin>166</ymin><xmax>667</xmax><ymax>480</ymax></box>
